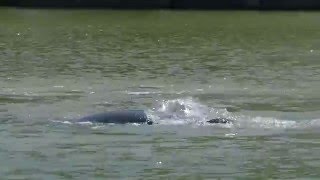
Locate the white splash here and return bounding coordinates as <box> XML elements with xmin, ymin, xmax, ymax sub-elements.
<box><xmin>148</xmin><ymin>97</ymin><xmax>232</xmax><ymax>126</ymax></box>
<box><xmin>146</xmin><ymin>97</ymin><xmax>305</xmax><ymax>130</ymax></box>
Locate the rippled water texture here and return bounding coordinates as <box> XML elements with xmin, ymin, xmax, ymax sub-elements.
<box><xmin>1</xmin><ymin>8</ymin><xmax>320</xmax><ymax>179</ymax></box>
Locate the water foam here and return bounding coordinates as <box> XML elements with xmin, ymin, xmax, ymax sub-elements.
<box><xmin>146</xmin><ymin>97</ymin><xmax>312</xmax><ymax>130</ymax></box>
<box><xmin>238</xmin><ymin>116</ymin><xmax>298</xmax><ymax>129</ymax></box>
<box><xmin>147</xmin><ymin>97</ymin><xmax>233</xmax><ymax>126</ymax></box>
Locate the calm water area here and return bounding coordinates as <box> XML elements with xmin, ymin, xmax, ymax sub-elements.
<box><xmin>1</xmin><ymin>8</ymin><xmax>320</xmax><ymax>179</ymax></box>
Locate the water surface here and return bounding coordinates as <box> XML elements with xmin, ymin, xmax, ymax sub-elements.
<box><xmin>1</xmin><ymin>8</ymin><xmax>320</xmax><ymax>179</ymax></box>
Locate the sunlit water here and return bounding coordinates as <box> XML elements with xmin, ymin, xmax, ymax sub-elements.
<box><xmin>1</xmin><ymin>8</ymin><xmax>320</xmax><ymax>179</ymax></box>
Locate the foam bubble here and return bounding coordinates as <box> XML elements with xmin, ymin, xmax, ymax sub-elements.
<box><xmin>147</xmin><ymin>97</ymin><xmax>233</xmax><ymax>126</ymax></box>
<box><xmin>146</xmin><ymin>97</ymin><xmax>312</xmax><ymax>130</ymax></box>
<box><xmin>126</xmin><ymin>91</ymin><xmax>161</xmax><ymax>95</ymax></box>
<box><xmin>51</xmin><ymin>120</ymin><xmax>73</xmax><ymax>125</ymax></box>
<box><xmin>77</xmin><ymin>121</ymin><xmax>93</xmax><ymax>125</ymax></box>
<box><xmin>240</xmin><ymin>116</ymin><xmax>298</xmax><ymax>129</ymax></box>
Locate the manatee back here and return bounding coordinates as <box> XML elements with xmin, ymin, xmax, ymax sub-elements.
<box><xmin>78</xmin><ymin>110</ymin><xmax>149</xmax><ymax>124</ymax></box>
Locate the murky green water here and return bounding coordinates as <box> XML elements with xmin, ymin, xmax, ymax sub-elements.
<box><xmin>1</xmin><ymin>8</ymin><xmax>320</xmax><ymax>179</ymax></box>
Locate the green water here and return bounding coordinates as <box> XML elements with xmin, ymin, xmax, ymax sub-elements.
<box><xmin>1</xmin><ymin>8</ymin><xmax>320</xmax><ymax>179</ymax></box>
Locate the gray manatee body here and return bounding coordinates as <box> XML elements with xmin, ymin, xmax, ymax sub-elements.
<box><xmin>78</xmin><ymin>110</ymin><xmax>153</xmax><ymax>125</ymax></box>
<box><xmin>78</xmin><ymin>110</ymin><xmax>232</xmax><ymax>125</ymax></box>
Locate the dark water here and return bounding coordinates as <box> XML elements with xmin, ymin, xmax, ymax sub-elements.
<box><xmin>1</xmin><ymin>8</ymin><xmax>320</xmax><ymax>179</ymax></box>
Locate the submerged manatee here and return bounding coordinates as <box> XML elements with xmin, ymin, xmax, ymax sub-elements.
<box><xmin>78</xmin><ymin>110</ymin><xmax>153</xmax><ymax>125</ymax></box>
<box><xmin>78</xmin><ymin>110</ymin><xmax>232</xmax><ymax>125</ymax></box>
